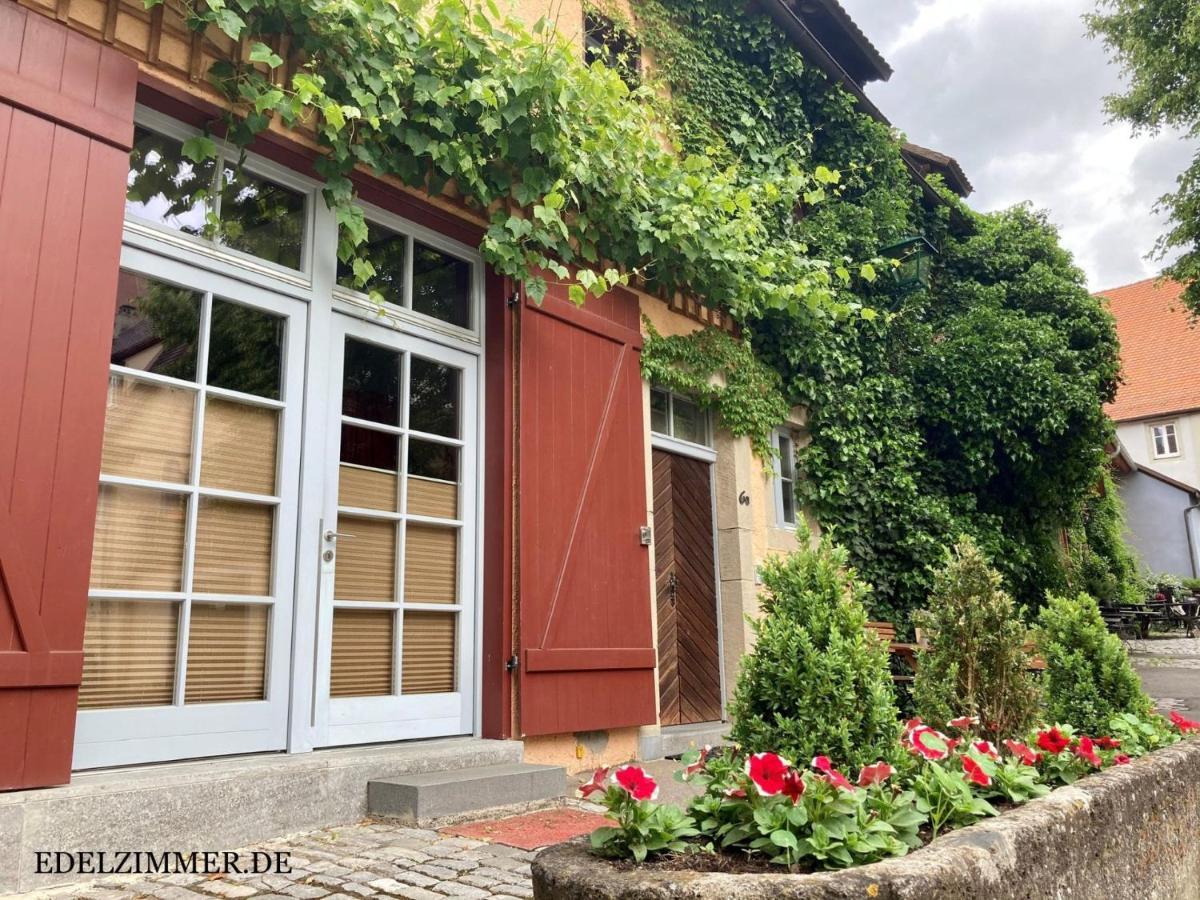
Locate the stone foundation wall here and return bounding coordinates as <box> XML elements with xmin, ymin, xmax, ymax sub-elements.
<box><xmin>532</xmin><ymin>736</ymin><xmax>1200</xmax><ymax>900</ymax></box>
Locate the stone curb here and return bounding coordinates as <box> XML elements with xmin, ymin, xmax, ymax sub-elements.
<box><xmin>532</xmin><ymin>737</ymin><xmax>1200</xmax><ymax>900</ymax></box>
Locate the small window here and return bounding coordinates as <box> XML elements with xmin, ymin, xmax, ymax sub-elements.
<box><xmin>1152</xmin><ymin>422</ymin><xmax>1181</xmax><ymax>458</ymax></box>
<box><xmin>649</xmin><ymin>386</ymin><xmax>711</xmax><ymax>448</ymax></box>
<box><xmin>774</xmin><ymin>430</ymin><xmax>796</xmax><ymax>528</ymax></box>
<box><xmin>584</xmin><ymin>12</ymin><xmax>641</xmax><ymax>86</ymax></box>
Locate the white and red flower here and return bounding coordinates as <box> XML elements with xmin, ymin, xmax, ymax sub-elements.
<box><xmin>908</xmin><ymin>725</ymin><xmax>953</xmax><ymax>761</ymax></box>
<box><xmin>612</xmin><ymin>765</ymin><xmax>659</xmax><ymax>801</ymax></box>
<box><xmin>1170</xmin><ymin>711</ymin><xmax>1200</xmax><ymax>733</ymax></box>
<box><xmin>1073</xmin><ymin>736</ymin><xmax>1102</xmax><ymax>768</ymax></box>
<box><xmin>1035</xmin><ymin>727</ymin><xmax>1070</xmax><ymax>755</ymax></box>
<box><xmin>745</xmin><ymin>752</ymin><xmax>791</xmax><ymax>796</ymax></box>
<box><xmin>1003</xmin><ymin>739</ymin><xmax>1041</xmax><ymax>766</ymax></box>
<box><xmin>683</xmin><ymin>745</ymin><xmax>712</xmax><ymax>778</ymax></box>
<box><xmin>948</xmin><ymin>715</ymin><xmax>980</xmax><ymax>730</ymax></box>
<box><xmin>857</xmin><ymin>761</ymin><xmax>894</xmax><ymax>787</ymax></box>
<box><xmin>962</xmin><ymin>754</ymin><xmax>992</xmax><ymax>787</ymax></box>
<box><xmin>971</xmin><ymin>739</ymin><xmax>999</xmax><ymax>760</ymax></box>
<box><xmin>578</xmin><ymin>766</ymin><xmax>610</xmax><ymax>799</ymax></box>
<box><xmin>811</xmin><ymin>755</ymin><xmax>851</xmax><ymax>790</ymax></box>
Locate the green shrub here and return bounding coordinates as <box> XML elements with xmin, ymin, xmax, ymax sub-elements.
<box><xmin>1183</xmin><ymin>577</ymin><xmax>1200</xmax><ymax>595</ymax></box>
<box><xmin>728</xmin><ymin>536</ymin><xmax>899</xmax><ymax>769</ymax></box>
<box><xmin>912</xmin><ymin>538</ymin><xmax>1041</xmax><ymax>740</ymax></box>
<box><xmin>1035</xmin><ymin>592</ymin><xmax>1154</xmax><ymax>733</ymax></box>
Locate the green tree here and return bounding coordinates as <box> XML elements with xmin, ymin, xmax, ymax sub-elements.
<box><xmin>1035</xmin><ymin>592</ymin><xmax>1155</xmax><ymax>733</ymax></box>
<box><xmin>1087</xmin><ymin>0</ymin><xmax>1200</xmax><ymax>312</ymax></box>
<box><xmin>912</xmin><ymin>538</ymin><xmax>1041</xmax><ymax>741</ymax></box>
<box><xmin>728</xmin><ymin>536</ymin><xmax>900</xmax><ymax>770</ymax></box>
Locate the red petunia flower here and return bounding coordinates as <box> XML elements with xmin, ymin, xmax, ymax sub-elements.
<box><xmin>857</xmin><ymin>761</ymin><xmax>894</xmax><ymax>787</ymax></box>
<box><xmin>971</xmin><ymin>740</ymin><xmax>999</xmax><ymax>759</ymax></box>
<box><xmin>962</xmin><ymin>754</ymin><xmax>992</xmax><ymax>787</ymax></box>
<box><xmin>612</xmin><ymin>765</ymin><xmax>659</xmax><ymax>801</ymax></box>
<box><xmin>949</xmin><ymin>715</ymin><xmax>980</xmax><ymax>730</ymax></box>
<box><xmin>578</xmin><ymin>766</ymin><xmax>610</xmax><ymax>799</ymax></box>
<box><xmin>903</xmin><ymin>717</ymin><xmax>923</xmax><ymax>737</ymax></box>
<box><xmin>1113</xmin><ymin>754</ymin><xmax>1132</xmax><ymax>766</ymax></box>
<box><xmin>908</xmin><ymin>725</ymin><xmax>953</xmax><ymax>761</ymax></box>
<box><xmin>1036</xmin><ymin>727</ymin><xmax>1070</xmax><ymax>755</ymax></box>
<box><xmin>724</xmin><ymin>786</ymin><xmax>747</xmax><ymax>799</ymax></box>
<box><xmin>1003</xmin><ymin>739</ymin><xmax>1041</xmax><ymax>766</ymax></box>
<box><xmin>745</xmin><ymin>752</ymin><xmax>791</xmax><ymax>796</ymax></box>
<box><xmin>1074</xmin><ymin>736</ymin><xmax>1102</xmax><ymax>768</ymax></box>
<box><xmin>1095</xmin><ymin>736</ymin><xmax>1121</xmax><ymax>750</ymax></box>
<box><xmin>781</xmin><ymin>770</ymin><xmax>806</xmax><ymax>804</ymax></box>
<box><xmin>1169</xmin><ymin>711</ymin><xmax>1200</xmax><ymax>733</ymax></box>
<box><xmin>811</xmin><ymin>755</ymin><xmax>852</xmax><ymax>790</ymax></box>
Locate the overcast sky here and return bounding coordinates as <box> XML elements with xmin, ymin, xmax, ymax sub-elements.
<box><xmin>838</xmin><ymin>0</ymin><xmax>1193</xmax><ymax>291</ymax></box>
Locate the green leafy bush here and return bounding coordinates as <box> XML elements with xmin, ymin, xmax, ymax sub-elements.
<box><xmin>912</xmin><ymin>538</ymin><xmax>1041</xmax><ymax>740</ymax></box>
<box><xmin>727</xmin><ymin>537</ymin><xmax>899</xmax><ymax>769</ymax></box>
<box><xmin>1035</xmin><ymin>592</ymin><xmax>1154</xmax><ymax>733</ymax></box>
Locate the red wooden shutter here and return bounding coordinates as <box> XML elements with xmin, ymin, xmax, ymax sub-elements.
<box><xmin>517</xmin><ymin>283</ymin><xmax>658</xmax><ymax>735</ymax></box>
<box><xmin>0</xmin><ymin>5</ymin><xmax>136</xmax><ymax>790</ymax></box>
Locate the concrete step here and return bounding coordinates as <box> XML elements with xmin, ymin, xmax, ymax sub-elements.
<box><xmin>368</xmin><ymin>762</ymin><xmax>566</xmax><ymax>823</ymax></box>
<box><xmin>640</xmin><ymin>721</ymin><xmax>729</xmax><ymax>760</ymax></box>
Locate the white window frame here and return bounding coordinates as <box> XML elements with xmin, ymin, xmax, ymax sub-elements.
<box><xmin>1152</xmin><ymin>421</ymin><xmax>1181</xmax><ymax>459</ymax></box>
<box><xmin>773</xmin><ymin>428</ymin><xmax>797</xmax><ymax>529</ymax></box>
<box><xmin>649</xmin><ymin>385</ymin><xmax>713</xmax><ymax>451</ymax></box>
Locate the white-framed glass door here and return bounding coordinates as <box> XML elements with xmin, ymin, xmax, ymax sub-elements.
<box><xmin>73</xmin><ymin>245</ymin><xmax>307</xmax><ymax>769</ymax></box>
<box><xmin>314</xmin><ymin>312</ymin><xmax>478</xmax><ymax>746</ymax></box>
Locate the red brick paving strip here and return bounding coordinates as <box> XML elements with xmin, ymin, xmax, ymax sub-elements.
<box><xmin>440</xmin><ymin>808</ymin><xmax>612</xmax><ymax>850</ymax></box>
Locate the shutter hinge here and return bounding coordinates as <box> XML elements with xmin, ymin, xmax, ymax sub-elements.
<box><xmin>505</xmin><ymin>654</ymin><xmax>519</xmax><ymax>673</ymax></box>
<box><xmin>507</xmin><ymin>290</ymin><xmax>520</xmax><ymax>309</ymax></box>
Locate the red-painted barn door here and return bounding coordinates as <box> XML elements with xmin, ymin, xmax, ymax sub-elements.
<box><xmin>0</xmin><ymin>5</ymin><xmax>136</xmax><ymax>790</ymax></box>
<box><xmin>517</xmin><ymin>284</ymin><xmax>658</xmax><ymax>735</ymax></box>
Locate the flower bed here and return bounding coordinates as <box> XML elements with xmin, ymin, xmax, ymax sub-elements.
<box><xmin>533</xmin><ymin>715</ymin><xmax>1200</xmax><ymax>899</ymax></box>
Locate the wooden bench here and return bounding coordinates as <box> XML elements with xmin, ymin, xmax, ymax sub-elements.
<box><xmin>865</xmin><ymin>621</ymin><xmax>921</xmax><ymax>684</ymax></box>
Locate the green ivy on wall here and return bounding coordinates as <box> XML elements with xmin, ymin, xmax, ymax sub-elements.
<box><xmin>640</xmin><ymin>320</ymin><xmax>790</xmax><ymax>459</ymax></box>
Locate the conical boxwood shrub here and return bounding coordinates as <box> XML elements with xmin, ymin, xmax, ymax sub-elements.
<box><xmin>728</xmin><ymin>536</ymin><xmax>899</xmax><ymax>769</ymax></box>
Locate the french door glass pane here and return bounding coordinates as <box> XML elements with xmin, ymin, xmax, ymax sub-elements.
<box><xmin>404</xmin><ymin>524</ymin><xmax>458</xmax><ymax>604</ymax></box>
<box><xmin>339</xmin><ymin>424</ymin><xmax>399</xmax><ymax>511</ymax></box>
<box><xmin>411</xmin><ymin>242</ymin><xmax>471</xmax><ymax>328</ymax></box>
<box><xmin>78</xmin><ymin>600</ymin><xmax>179</xmax><ymax>709</ymax></box>
<box><xmin>219</xmin><ymin>164</ymin><xmax>306</xmax><ymax>270</ymax></box>
<box><xmin>207</xmin><ymin>299</ymin><xmax>284</xmax><ymax>399</ymax></box>
<box><xmin>409</xmin><ymin>357</ymin><xmax>459</xmax><ymax>437</ymax></box>
<box><xmin>184</xmin><ymin>603</ymin><xmax>269</xmax><ymax>703</ymax></box>
<box><xmin>200</xmin><ymin>397</ymin><xmax>279</xmax><ymax>495</ymax></box>
<box><xmin>407</xmin><ymin>439</ymin><xmax>458</xmax><ymax>519</ymax></box>
<box><xmin>101</xmin><ymin>376</ymin><xmax>194</xmax><ymax>482</ymax></box>
<box><xmin>193</xmin><ymin>498</ymin><xmax>274</xmax><ymax>595</ymax></box>
<box><xmin>125</xmin><ymin>127</ymin><xmax>214</xmax><ymax>236</ymax></box>
<box><xmin>672</xmin><ymin>396</ymin><xmax>705</xmax><ymax>444</ymax></box>
<box><xmin>90</xmin><ymin>484</ymin><xmax>186</xmax><ymax>591</ymax></box>
<box><xmin>112</xmin><ymin>271</ymin><xmax>202</xmax><ymax>380</ymax></box>
<box><xmin>337</xmin><ymin>222</ymin><xmax>407</xmax><ymax>306</ymax></box>
<box><xmin>343</xmin><ymin>338</ymin><xmax>402</xmax><ymax>424</ymax></box>
<box><xmin>401</xmin><ymin>612</ymin><xmax>455</xmax><ymax>694</ymax></box>
<box><xmin>330</xmin><ymin>608</ymin><xmax>394</xmax><ymax>697</ymax></box>
<box><xmin>334</xmin><ymin>516</ymin><xmax>397</xmax><ymax>602</ymax></box>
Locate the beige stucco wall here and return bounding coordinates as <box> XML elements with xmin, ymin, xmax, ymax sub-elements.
<box><xmin>1117</xmin><ymin>413</ymin><xmax>1200</xmax><ymax>489</ymax></box>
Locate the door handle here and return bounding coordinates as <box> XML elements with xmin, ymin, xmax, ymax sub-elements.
<box><xmin>323</xmin><ymin>530</ymin><xmax>355</xmax><ymax>542</ymax></box>
<box><xmin>668</xmin><ymin>571</ymin><xmax>678</xmax><ymax>607</ymax></box>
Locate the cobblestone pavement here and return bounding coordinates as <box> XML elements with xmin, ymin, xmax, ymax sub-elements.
<box><xmin>1129</xmin><ymin>637</ymin><xmax>1200</xmax><ymax>718</ymax></box>
<box><xmin>43</xmin><ymin>822</ymin><xmax>537</xmax><ymax>900</ymax></box>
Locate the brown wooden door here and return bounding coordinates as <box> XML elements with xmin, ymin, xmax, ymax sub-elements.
<box><xmin>653</xmin><ymin>450</ymin><xmax>722</xmax><ymax>726</ymax></box>
<box><xmin>0</xmin><ymin>5</ymin><xmax>136</xmax><ymax>789</ymax></box>
<box><xmin>517</xmin><ymin>282</ymin><xmax>658</xmax><ymax>736</ymax></box>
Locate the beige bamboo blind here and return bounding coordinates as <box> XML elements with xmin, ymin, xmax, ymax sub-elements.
<box><xmin>330</xmin><ymin>608</ymin><xmax>394</xmax><ymax>696</ymax></box>
<box><xmin>402</xmin><ymin>612</ymin><xmax>455</xmax><ymax>694</ymax></box>
<box><xmin>404</xmin><ymin>525</ymin><xmax>457</xmax><ymax>603</ymax></box>
<box><xmin>335</xmin><ymin>516</ymin><xmax>396</xmax><ymax>601</ymax></box>
<box><xmin>90</xmin><ymin>485</ymin><xmax>186</xmax><ymax>591</ymax></box>
<box><xmin>193</xmin><ymin>498</ymin><xmax>274</xmax><ymax>595</ymax></box>
<box><xmin>78</xmin><ymin>600</ymin><xmax>178</xmax><ymax>708</ymax></box>
<box><xmin>100</xmin><ymin>377</ymin><xmax>194</xmax><ymax>483</ymax></box>
<box><xmin>200</xmin><ymin>398</ymin><xmax>279</xmax><ymax>495</ymax></box>
<box><xmin>184</xmin><ymin>603</ymin><xmax>268</xmax><ymax>703</ymax></box>
<box><xmin>338</xmin><ymin>464</ymin><xmax>398</xmax><ymax>511</ymax></box>
<box><xmin>407</xmin><ymin>476</ymin><xmax>457</xmax><ymax>519</ymax></box>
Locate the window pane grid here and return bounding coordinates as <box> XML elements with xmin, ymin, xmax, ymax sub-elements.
<box><xmin>85</xmin><ymin>274</ymin><xmax>285</xmax><ymax>710</ymax></box>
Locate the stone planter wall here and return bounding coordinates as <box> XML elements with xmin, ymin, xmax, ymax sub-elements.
<box><xmin>533</xmin><ymin>737</ymin><xmax>1200</xmax><ymax>900</ymax></box>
